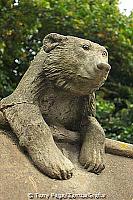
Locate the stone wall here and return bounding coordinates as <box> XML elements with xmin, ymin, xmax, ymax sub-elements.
<box><xmin>0</xmin><ymin>130</ymin><xmax>133</xmax><ymax>200</ymax></box>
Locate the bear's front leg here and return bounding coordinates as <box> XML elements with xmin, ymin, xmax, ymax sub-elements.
<box><xmin>2</xmin><ymin>103</ymin><xmax>74</xmax><ymax>179</ymax></box>
<box><xmin>79</xmin><ymin>116</ymin><xmax>105</xmax><ymax>174</ymax></box>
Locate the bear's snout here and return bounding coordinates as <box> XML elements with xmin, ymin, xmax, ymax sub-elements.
<box><xmin>97</xmin><ymin>63</ymin><xmax>111</xmax><ymax>73</ymax></box>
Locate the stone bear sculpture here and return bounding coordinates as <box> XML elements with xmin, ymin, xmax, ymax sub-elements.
<box><xmin>0</xmin><ymin>33</ymin><xmax>111</xmax><ymax>179</ymax></box>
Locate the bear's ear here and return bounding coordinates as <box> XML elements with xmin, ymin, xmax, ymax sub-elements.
<box><xmin>43</xmin><ymin>33</ymin><xmax>66</xmax><ymax>53</ymax></box>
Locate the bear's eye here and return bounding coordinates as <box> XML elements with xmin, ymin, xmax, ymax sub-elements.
<box><xmin>102</xmin><ymin>50</ymin><xmax>108</xmax><ymax>57</ymax></box>
<box><xmin>82</xmin><ymin>44</ymin><xmax>90</xmax><ymax>50</ymax></box>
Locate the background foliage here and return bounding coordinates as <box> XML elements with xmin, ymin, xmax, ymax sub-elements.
<box><xmin>0</xmin><ymin>0</ymin><xmax>133</xmax><ymax>143</ymax></box>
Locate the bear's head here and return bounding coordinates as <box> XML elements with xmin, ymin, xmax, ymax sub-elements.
<box><xmin>43</xmin><ymin>33</ymin><xmax>111</xmax><ymax>96</ymax></box>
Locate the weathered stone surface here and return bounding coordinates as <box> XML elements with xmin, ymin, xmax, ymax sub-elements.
<box><xmin>0</xmin><ymin>130</ymin><xmax>133</xmax><ymax>200</ymax></box>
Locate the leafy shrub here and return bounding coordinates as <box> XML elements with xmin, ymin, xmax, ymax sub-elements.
<box><xmin>96</xmin><ymin>95</ymin><xmax>133</xmax><ymax>144</ymax></box>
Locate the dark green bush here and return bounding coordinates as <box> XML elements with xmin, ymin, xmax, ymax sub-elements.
<box><xmin>96</xmin><ymin>95</ymin><xmax>133</xmax><ymax>144</ymax></box>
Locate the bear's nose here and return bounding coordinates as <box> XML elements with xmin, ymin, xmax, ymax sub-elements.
<box><xmin>97</xmin><ymin>63</ymin><xmax>111</xmax><ymax>72</ymax></box>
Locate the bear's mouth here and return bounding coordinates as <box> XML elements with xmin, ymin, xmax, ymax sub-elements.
<box><xmin>95</xmin><ymin>76</ymin><xmax>108</xmax><ymax>90</ymax></box>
